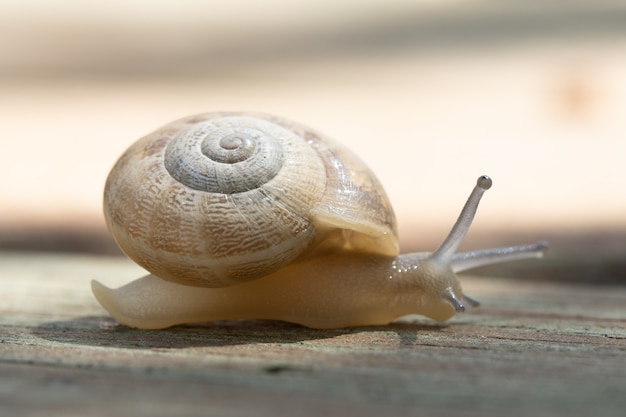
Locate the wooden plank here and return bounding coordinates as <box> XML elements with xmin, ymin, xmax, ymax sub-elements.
<box><xmin>1</xmin><ymin>252</ymin><xmax>625</xmax><ymax>417</ymax></box>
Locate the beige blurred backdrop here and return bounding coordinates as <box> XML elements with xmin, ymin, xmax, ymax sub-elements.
<box><xmin>0</xmin><ymin>0</ymin><xmax>625</xmax><ymax>281</ymax></box>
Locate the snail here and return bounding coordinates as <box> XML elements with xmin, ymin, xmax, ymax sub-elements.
<box><xmin>91</xmin><ymin>112</ymin><xmax>548</xmax><ymax>329</ymax></box>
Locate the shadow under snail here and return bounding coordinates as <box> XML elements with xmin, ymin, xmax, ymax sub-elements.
<box><xmin>92</xmin><ymin>112</ymin><xmax>548</xmax><ymax>329</ymax></box>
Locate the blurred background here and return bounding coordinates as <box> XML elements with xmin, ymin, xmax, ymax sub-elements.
<box><xmin>0</xmin><ymin>0</ymin><xmax>625</xmax><ymax>283</ymax></box>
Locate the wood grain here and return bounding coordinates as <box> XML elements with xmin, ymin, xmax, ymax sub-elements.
<box><xmin>1</xmin><ymin>252</ymin><xmax>624</xmax><ymax>417</ymax></box>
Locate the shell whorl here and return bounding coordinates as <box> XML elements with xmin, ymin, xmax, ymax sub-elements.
<box><xmin>164</xmin><ymin>120</ymin><xmax>285</xmax><ymax>194</ymax></box>
<box><xmin>104</xmin><ymin>115</ymin><xmax>327</xmax><ymax>287</ymax></box>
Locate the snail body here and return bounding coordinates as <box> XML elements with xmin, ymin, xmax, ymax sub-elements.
<box><xmin>92</xmin><ymin>112</ymin><xmax>547</xmax><ymax>329</ymax></box>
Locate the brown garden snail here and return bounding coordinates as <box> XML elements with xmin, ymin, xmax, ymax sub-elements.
<box><xmin>92</xmin><ymin>112</ymin><xmax>547</xmax><ymax>329</ymax></box>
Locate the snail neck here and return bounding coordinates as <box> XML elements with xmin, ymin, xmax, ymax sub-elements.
<box><xmin>391</xmin><ymin>239</ymin><xmax>549</xmax><ymax>321</ymax></box>
<box><xmin>389</xmin><ymin>252</ymin><xmax>463</xmax><ymax>321</ymax></box>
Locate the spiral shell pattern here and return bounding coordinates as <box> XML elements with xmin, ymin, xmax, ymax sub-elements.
<box><xmin>104</xmin><ymin>114</ymin><xmax>327</xmax><ymax>287</ymax></box>
<box><xmin>164</xmin><ymin>121</ymin><xmax>285</xmax><ymax>194</ymax></box>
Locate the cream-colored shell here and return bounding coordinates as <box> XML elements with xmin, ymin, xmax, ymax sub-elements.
<box><xmin>104</xmin><ymin>112</ymin><xmax>398</xmax><ymax>287</ymax></box>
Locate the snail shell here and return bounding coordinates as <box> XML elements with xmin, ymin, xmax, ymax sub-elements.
<box><xmin>104</xmin><ymin>112</ymin><xmax>398</xmax><ymax>287</ymax></box>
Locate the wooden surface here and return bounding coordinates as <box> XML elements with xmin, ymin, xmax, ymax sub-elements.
<box><xmin>1</xmin><ymin>251</ymin><xmax>625</xmax><ymax>417</ymax></box>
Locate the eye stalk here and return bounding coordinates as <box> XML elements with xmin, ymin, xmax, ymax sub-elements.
<box><xmin>476</xmin><ymin>175</ymin><xmax>493</xmax><ymax>190</ymax></box>
<box><xmin>422</xmin><ymin>175</ymin><xmax>547</xmax><ymax>315</ymax></box>
<box><xmin>431</xmin><ymin>175</ymin><xmax>493</xmax><ymax>266</ymax></box>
